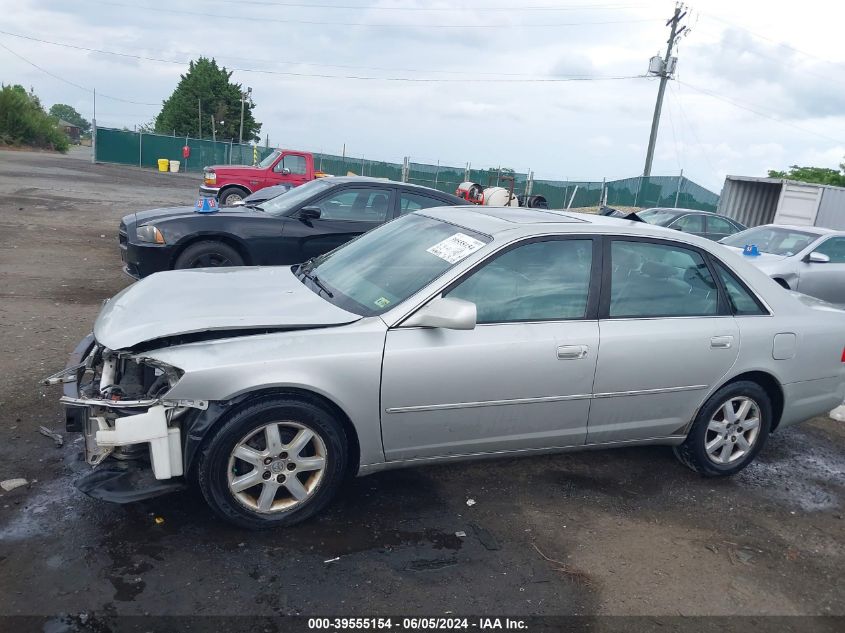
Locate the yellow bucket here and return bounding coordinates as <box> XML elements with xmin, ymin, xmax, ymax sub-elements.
<box><xmin>157</xmin><ymin>159</ymin><xmax>169</xmax><ymax>172</ymax></box>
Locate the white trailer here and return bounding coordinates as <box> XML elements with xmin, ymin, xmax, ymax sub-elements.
<box><xmin>718</xmin><ymin>175</ymin><xmax>845</xmax><ymax>229</ymax></box>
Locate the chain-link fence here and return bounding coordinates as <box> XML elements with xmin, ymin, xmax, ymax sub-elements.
<box><xmin>95</xmin><ymin>127</ymin><xmax>719</xmax><ymax>211</ymax></box>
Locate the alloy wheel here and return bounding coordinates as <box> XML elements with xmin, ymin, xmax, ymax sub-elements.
<box><xmin>227</xmin><ymin>421</ymin><xmax>327</xmax><ymax>513</ymax></box>
<box><xmin>704</xmin><ymin>396</ymin><xmax>761</xmax><ymax>465</ymax></box>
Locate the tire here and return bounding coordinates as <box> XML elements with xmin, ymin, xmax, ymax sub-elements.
<box><xmin>219</xmin><ymin>187</ymin><xmax>249</xmax><ymax>206</ymax></box>
<box><xmin>674</xmin><ymin>380</ymin><xmax>772</xmax><ymax>477</ymax></box>
<box><xmin>197</xmin><ymin>397</ymin><xmax>348</xmax><ymax>529</ymax></box>
<box><xmin>173</xmin><ymin>240</ymin><xmax>244</xmax><ymax>270</ymax></box>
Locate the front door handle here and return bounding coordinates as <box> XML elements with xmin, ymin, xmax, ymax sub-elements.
<box><xmin>557</xmin><ymin>345</ymin><xmax>588</xmax><ymax>360</ymax></box>
<box><xmin>710</xmin><ymin>335</ymin><xmax>734</xmax><ymax>349</ymax></box>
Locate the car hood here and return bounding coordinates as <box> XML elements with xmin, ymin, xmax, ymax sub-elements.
<box><xmin>131</xmin><ymin>205</ymin><xmax>263</xmax><ymax>225</ymax></box>
<box><xmin>206</xmin><ymin>165</ymin><xmax>266</xmax><ymax>175</ymax></box>
<box><xmin>94</xmin><ymin>266</ymin><xmax>360</xmax><ymax>350</ymax></box>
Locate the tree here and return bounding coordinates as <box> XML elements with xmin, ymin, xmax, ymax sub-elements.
<box><xmin>0</xmin><ymin>84</ymin><xmax>69</xmax><ymax>152</ymax></box>
<box><xmin>767</xmin><ymin>164</ymin><xmax>845</xmax><ymax>187</ymax></box>
<box><xmin>48</xmin><ymin>103</ymin><xmax>91</xmax><ymax>134</ymax></box>
<box><xmin>154</xmin><ymin>57</ymin><xmax>261</xmax><ymax>142</ymax></box>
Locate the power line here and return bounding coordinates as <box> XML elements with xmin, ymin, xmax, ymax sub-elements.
<box><xmin>670</xmin><ymin>82</ymin><xmax>718</xmax><ymax>177</ymax></box>
<box><xmin>0</xmin><ymin>29</ymin><xmax>614</xmax><ymax>79</ymax></box>
<box><xmin>90</xmin><ymin>0</ymin><xmax>658</xmax><ymax>28</ymax></box>
<box><xmin>0</xmin><ymin>40</ymin><xmax>159</xmax><ymax>106</ymax></box>
<box><xmin>676</xmin><ymin>79</ymin><xmax>845</xmax><ymax>145</ymax></box>
<box><xmin>0</xmin><ymin>30</ymin><xmax>645</xmax><ymax>83</ymax></box>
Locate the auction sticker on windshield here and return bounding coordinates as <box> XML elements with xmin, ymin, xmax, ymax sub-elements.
<box><xmin>426</xmin><ymin>233</ymin><xmax>486</xmax><ymax>264</ymax></box>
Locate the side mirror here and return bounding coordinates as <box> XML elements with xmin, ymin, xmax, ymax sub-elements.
<box><xmin>282</xmin><ymin>167</ymin><xmax>291</xmax><ymax>176</ymax></box>
<box><xmin>403</xmin><ymin>297</ymin><xmax>476</xmax><ymax>330</ymax></box>
<box><xmin>807</xmin><ymin>251</ymin><xmax>830</xmax><ymax>264</ymax></box>
<box><xmin>298</xmin><ymin>206</ymin><xmax>321</xmax><ymax>220</ymax></box>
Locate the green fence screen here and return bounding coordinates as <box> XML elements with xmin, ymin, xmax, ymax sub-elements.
<box><xmin>95</xmin><ymin>127</ymin><xmax>719</xmax><ymax>211</ymax></box>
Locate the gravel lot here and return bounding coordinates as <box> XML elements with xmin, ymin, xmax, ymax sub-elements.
<box><xmin>0</xmin><ymin>150</ymin><xmax>843</xmax><ymax>625</ymax></box>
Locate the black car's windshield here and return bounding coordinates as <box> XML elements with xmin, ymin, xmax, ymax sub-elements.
<box><xmin>638</xmin><ymin>208</ymin><xmax>684</xmax><ymax>226</ymax></box>
<box><xmin>257</xmin><ymin>150</ymin><xmax>281</xmax><ymax>168</ymax></box>
<box><xmin>261</xmin><ymin>179</ymin><xmax>334</xmax><ymax>216</ymax></box>
<box><xmin>721</xmin><ymin>226</ymin><xmax>821</xmax><ymax>256</ymax></box>
<box><xmin>301</xmin><ymin>213</ymin><xmax>491</xmax><ymax>316</ymax></box>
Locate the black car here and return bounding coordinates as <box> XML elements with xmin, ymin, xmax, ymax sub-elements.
<box><xmin>636</xmin><ymin>207</ymin><xmax>746</xmax><ymax>241</ymax></box>
<box><xmin>119</xmin><ymin>177</ymin><xmax>471</xmax><ymax>278</ymax></box>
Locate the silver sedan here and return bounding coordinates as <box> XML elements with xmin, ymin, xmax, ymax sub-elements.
<box><xmin>47</xmin><ymin>208</ymin><xmax>845</xmax><ymax>528</ymax></box>
<box><xmin>720</xmin><ymin>224</ymin><xmax>845</xmax><ymax>305</ymax></box>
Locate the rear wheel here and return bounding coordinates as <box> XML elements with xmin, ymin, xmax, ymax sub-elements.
<box><xmin>197</xmin><ymin>397</ymin><xmax>348</xmax><ymax>529</ymax></box>
<box><xmin>173</xmin><ymin>240</ymin><xmax>244</xmax><ymax>270</ymax></box>
<box><xmin>674</xmin><ymin>381</ymin><xmax>771</xmax><ymax>476</ymax></box>
<box><xmin>219</xmin><ymin>187</ymin><xmax>249</xmax><ymax>206</ymax></box>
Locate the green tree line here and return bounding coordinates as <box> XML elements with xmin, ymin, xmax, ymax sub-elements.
<box><xmin>0</xmin><ymin>84</ymin><xmax>70</xmax><ymax>152</ymax></box>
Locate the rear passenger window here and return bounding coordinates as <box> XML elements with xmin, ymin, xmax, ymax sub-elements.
<box><xmin>609</xmin><ymin>241</ymin><xmax>719</xmax><ymax>317</ymax></box>
<box><xmin>671</xmin><ymin>215</ymin><xmax>704</xmax><ymax>233</ymax></box>
<box><xmin>399</xmin><ymin>191</ymin><xmax>448</xmax><ymax>214</ymax></box>
<box><xmin>714</xmin><ymin>262</ymin><xmax>765</xmax><ymax>315</ymax></box>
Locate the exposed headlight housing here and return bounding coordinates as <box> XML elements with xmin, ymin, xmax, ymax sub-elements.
<box><xmin>136</xmin><ymin>225</ymin><xmax>165</xmax><ymax>244</ymax></box>
<box><xmin>204</xmin><ymin>170</ymin><xmax>216</xmax><ymax>185</ymax></box>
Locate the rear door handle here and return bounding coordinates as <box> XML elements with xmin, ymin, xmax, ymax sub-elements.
<box><xmin>557</xmin><ymin>345</ymin><xmax>589</xmax><ymax>360</ymax></box>
<box><xmin>710</xmin><ymin>335</ymin><xmax>734</xmax><ymax>349</ymax></box>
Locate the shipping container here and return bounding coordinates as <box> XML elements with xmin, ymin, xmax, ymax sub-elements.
<box><xmin>718</xmin><ymin>175</ymin><xmax>845</xmax><ymax>229</ymax></box>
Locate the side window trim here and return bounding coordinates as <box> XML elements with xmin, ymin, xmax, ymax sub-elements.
<box><xmin>707</xmin><ymin>255</ymin><xmax>771</xmax><ymax>316</ymax></box>
<box><xmin>440</xmin><ymin>235</ymin><xmax>603</xmax><ymax>323</ymax></box>
<box><xmin>598</xmin><ymin>236</ymin><xmax>732</xmax><ymax>319</ymax></box>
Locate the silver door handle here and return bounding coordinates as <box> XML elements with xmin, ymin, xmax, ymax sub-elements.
<box><xmin>710</xmin><ymin>335</ymin><xmax>734</xmax><ymax>349</ymax></box>
<box><xmin>557</xmin><ymin>345</ymin><xmax>588</xmax><ymax>360</ymax></box>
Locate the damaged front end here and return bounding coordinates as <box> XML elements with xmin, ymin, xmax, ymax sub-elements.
<box><xmin>43</xmin><ymin>334</ymin><xmax>208</xmax><ymax>502</ymax></box>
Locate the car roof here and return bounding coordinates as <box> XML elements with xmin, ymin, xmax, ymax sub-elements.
<box><xmin>752</xmin><ymin>223</ymin><xmax>838</xmax><ymax>236</ymax></box>
<box><xmin>323</xmin><ymin>176</ymin><xmax>459</xmax><ymax>197</ymax></box>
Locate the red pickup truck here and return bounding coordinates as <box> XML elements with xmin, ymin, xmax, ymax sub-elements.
<box><xmin>200</xmin><ymin>149</ymin><xmax>328</xmax><ymax>205</ymax></box>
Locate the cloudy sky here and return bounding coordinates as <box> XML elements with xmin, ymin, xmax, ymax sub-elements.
<box><xmin>3</xmin><ymin>0</ymin><xmax>845</xmax><ymax>192</ymax></box>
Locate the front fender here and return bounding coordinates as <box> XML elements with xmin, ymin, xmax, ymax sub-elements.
<box><xmin>146</xmin><ymin>318</ymin><xmax>388</xmax><ymax>468</ymax></box>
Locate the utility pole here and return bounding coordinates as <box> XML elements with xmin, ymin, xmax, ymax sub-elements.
<box><xmin>239</xmin><ymin>86</ymin><xmax>252</xmax><ymax>145</ymax></box>
<box><xmin>198</xmin><ymin>98</ymin><xmax>202</xmax><ymax>139</ymax></box>
<box><xmin>91</xmin><ymin>88</ymin><xmax>96</xmax><ymax>164</ymax></box>
<box><xmin>210</xmin><ymin>114</ymin><xmax>216</xmax><ymax>143</ymax></box>
<box><xmin>642</xmin><ymin>4</ymin><xmax>687</xmax><ymax>178</ymax></box>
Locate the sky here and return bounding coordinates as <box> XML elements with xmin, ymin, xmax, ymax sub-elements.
<box><xmin>2</xmin><ymin>0</ymin><xmax>845</xmax><ymax>192</ymax></box>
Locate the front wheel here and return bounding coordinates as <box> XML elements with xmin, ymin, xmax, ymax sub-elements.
<box><xmin>674</xmin><ymin>381</ymin><xmax>772</xmax><ymax>476</ymax></box>
<box><xmin>219</xmin><ymin>187</ymin><xmax>249</xmax><ymax>206</ymax></box>
<box><xmin>173</xmin><ymin>240</ymin><xmax>244</xmax><ymax>270</ymax></box>
<box><xmin>197</xmin><ymin>397</ymin><xmax>348</xmax><ymax>529</ymax></box>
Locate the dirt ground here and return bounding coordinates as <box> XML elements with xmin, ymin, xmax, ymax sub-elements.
<box><xmin>0</xmin><ymin>150</ymin><xmax>843</xmax><ymax>625</ymax></box>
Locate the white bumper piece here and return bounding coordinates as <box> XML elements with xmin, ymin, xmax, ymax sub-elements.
<box><xmin>95</xmin><ymin>405</ymin><xmax>183</xmax><ymax>479</ymax></box>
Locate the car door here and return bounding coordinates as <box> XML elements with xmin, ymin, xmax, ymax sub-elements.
<box><xmin>273</xmin><ymin>152</ymin><xmax>310</xmax><ymax>187</ymax></box>
<box><xmin>706</xmin><ymin>215</ymin><xmax>742</xmax><ymax>241</ymax></box>
<box><xmin>797</xmin><ymin>236</ymin><xmax>845</xmax><ymax>305</ymax></box>
<box><xmin>667</xmin><ymin>213</ymin><xmax>706</xmax><ymax>239</ymax></box>
<box><xmin>283</xmin><ymin>186</ymin><xmax>395</xmax><ymax>263</ymax></box>
<box><xmin>380</xmin><ymin>237</ymin><xmax>600</xmax><ymax>460</ymax></box>
<box><xmin>587</xmin><ymin>237</ymin><xmax>739</xmax><ymax>444</ymax></box>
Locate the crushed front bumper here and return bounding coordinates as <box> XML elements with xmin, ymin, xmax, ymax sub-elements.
<box><xmin>45</xmin><ymin>336</ymin><xmax>206</xmax><ymax>502</ymax></box>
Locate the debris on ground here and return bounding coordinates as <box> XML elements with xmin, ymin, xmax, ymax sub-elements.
<box><xmin>0</xmin><ymin>478</ymin><xmax>28</xmax><ymax>492</ymax></box>
<box><xmin>324</xmin><ymin>557</ymin><xmax>340</xmax><ymax>563</ymax></box>
<box><xmin>38</xmin><ymin>425</ymin><xmax>63</xmax><ymax>447</ymax></box>
<box><xmin>531</xmin><ymin>543</ymin><xmax>593</xmax><ymax>586</ymax></box>
<box><xmin>455</xmin><ymin>531</ymin><xmax>466</xmax><ymax>538</ymax></box>
<box><xmin>470</xmin><ymin>522</ymin><xmax>501</xmax><ymax>551</ymax></box>
<box><xmin>466</xmin><ymin>498</ymin><xmax>476</xmax><ymax>507</ymax></box>
<box><xmin>154</xmin><ymin>516</ymin><xmax>165</xmax><ymax>525</ymax></box>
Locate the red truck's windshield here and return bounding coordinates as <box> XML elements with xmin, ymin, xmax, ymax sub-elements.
<box><xmin>257</xmin><ymin>150</ymin><xmax>281</xmax><ymax>168</ymax></box>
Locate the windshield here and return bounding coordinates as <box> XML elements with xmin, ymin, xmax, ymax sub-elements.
<box><xmin>257</xmin><ymin>150</ymin><xmax>281</xmax><ymax>168</ymax></box>
<box><xmin>261</xmin><ymin>179</ymin><xmax>334</xmax><ymax>216</ymax></box>
<box><xmin>638</xmin><ymin>208</ymin><xmax>684</xmax><ymax>226</ymax></box>
<box><xmin>301</xmin><ymin>214</ymin><xmax>491</xmax><ymax>316</ymax></box>
<box><xmin>721</xmin><ymin>226</ymin><xmax>821</xmax><ymax>256</ymax></box>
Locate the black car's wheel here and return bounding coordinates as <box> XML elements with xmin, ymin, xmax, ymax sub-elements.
<box><xmin>197</xmin><ymin>397</ymin><xmax>349</xmax><ymax>529</ymax></box>
<box><xmin>219</xmin><ymin>187</ymin><xmax>249</xmax><ymax>206</ymax></box>
<box><xmin>674</xmin><ymin>380</ymin><xmax>772</xmax><ymax>477</ymax></box>
<box><xmin>173</xmin><ymin>241</ymin><xmax>245</xmax><ymax>270</ymax></box>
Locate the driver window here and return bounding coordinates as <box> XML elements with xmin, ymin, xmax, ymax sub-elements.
<box><xmin>813</xmin><ymin>237</ymin><xmax>845</xmax><ymax>263</ymax></box>
<box><xmin>447</xmin><ymin>239</ymin><xmax>593</xmax><ymax>323</ymax></box>
<box><xmin>275</xmin><ymin>154</ymin><xmax>307</xmax><ymax>175</ymax></box>
<box><xmin>312</xmin><ymin>188</ymin><xmax>391</xmax><ymax>222</ymax></box>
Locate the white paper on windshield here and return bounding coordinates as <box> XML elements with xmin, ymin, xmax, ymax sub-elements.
<box><xmin>426</xmin><ymin>233</ymin><xmax>485</xmax><ymax>264</ymax></box>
